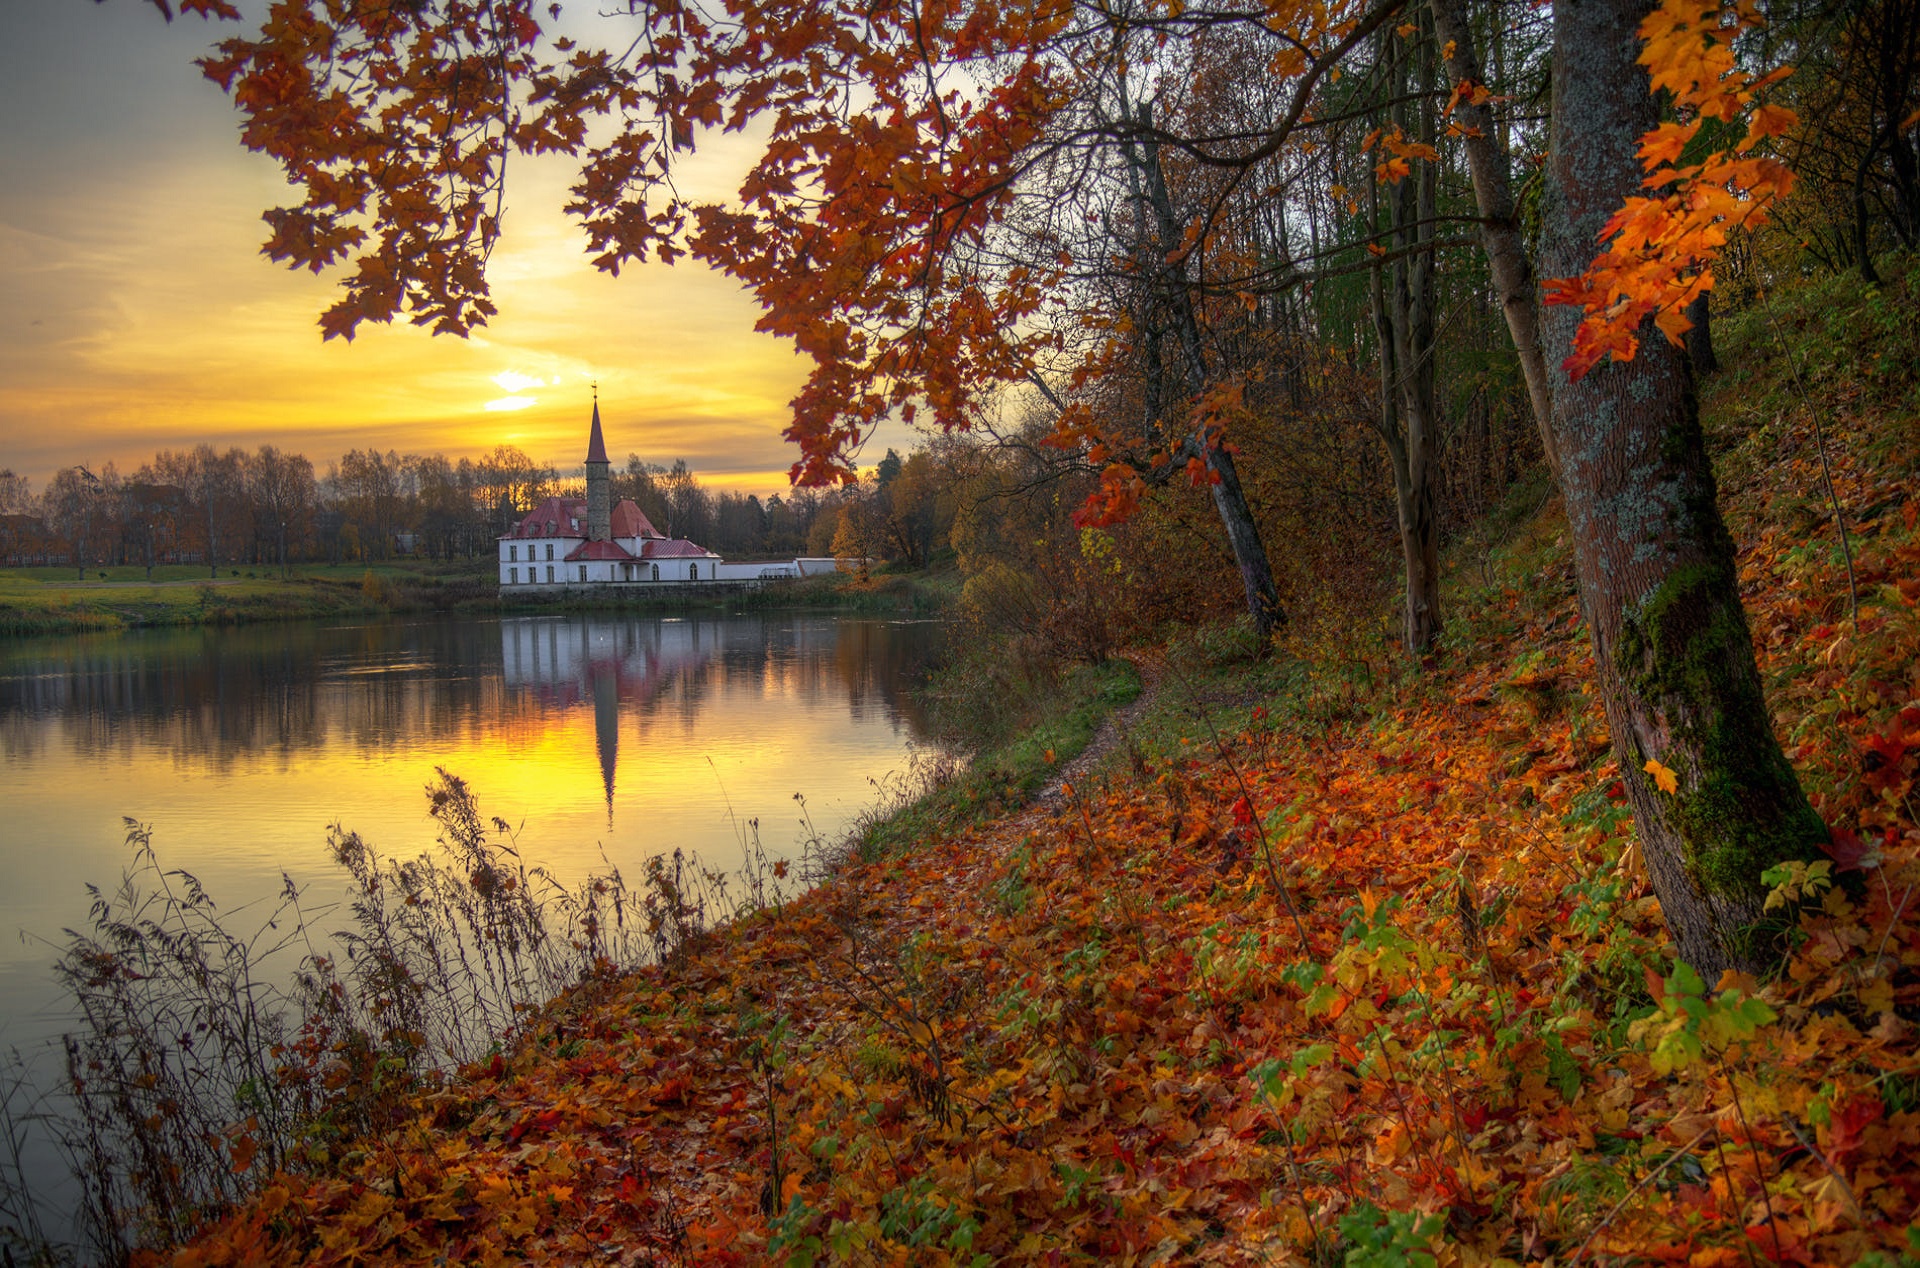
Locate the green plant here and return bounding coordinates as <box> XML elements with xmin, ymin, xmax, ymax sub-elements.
<box><xmin>1337</xmin><ymin>1202</ymin><xmax>1445</xmax><ymax>1267</ymax></box>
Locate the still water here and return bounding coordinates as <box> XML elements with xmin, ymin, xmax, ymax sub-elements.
<box><xmin>0</xmin><ymin>612</ymin><xmax>944</xmax><ymax>1041</ymax></box>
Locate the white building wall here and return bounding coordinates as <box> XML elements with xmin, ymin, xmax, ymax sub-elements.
<box><xmin>715</xmin><ymin>561</ymin><xmax>798</xmax><ymax>581</ymax></box>
<box><xmin>500</xmin><ymin>542</ymin><xmax>827</xmax><ymax>591</ymax></box>
<box><xmin>499</xmin><ymin>536</ymin><xmax>584</xmax><ymax>586</ymax></box>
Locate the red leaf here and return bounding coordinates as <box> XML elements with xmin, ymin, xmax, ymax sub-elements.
<box><xmin>1819</xmin><ymin>827</ymin><xmax>1873</xmax><ymax>874</ymax></box>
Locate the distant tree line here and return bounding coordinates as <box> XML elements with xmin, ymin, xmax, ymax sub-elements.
<box><xmin>0</xmin><ymin>442</ymin><xmax>973</xmax><ymax>575</ymax></box>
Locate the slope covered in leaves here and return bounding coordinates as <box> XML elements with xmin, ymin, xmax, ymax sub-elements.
<box><xmin>155</xmin><ymin>268</ymin><xmax>1920</xmax><ymax>1265</ymax></box>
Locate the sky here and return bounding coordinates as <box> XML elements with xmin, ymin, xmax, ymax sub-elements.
<box><xmin>0</xmin><ymin>0</ymin><xmax>906</xmax><ymax>497</ymax></box>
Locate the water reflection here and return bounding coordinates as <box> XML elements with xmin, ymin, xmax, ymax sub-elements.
<box><xmin>496</xmin><ymin>615</ymin><xmax>938</xmax><ymax>818</ymax></box>
<box><xmin>0</xmin><ymin>621</ymin><xmax>507</xmax><ymax>770</ymax></box>
<box><xmin>0</xmin><ymin>612</ymin><xmax>943</xmax><ymax>1031</ymax></box>
<box><xmin>0</xmin><ymin>614</ymin><xmax>937</xmax><ymax>773</ymax></box>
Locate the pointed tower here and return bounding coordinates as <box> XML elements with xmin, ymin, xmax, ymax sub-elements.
<box><xmin>585</xmin><ymin>392</ymin><xmax>611</xmax><ymax>542</ymax></box>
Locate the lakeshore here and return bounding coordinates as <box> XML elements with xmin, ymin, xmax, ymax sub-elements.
<box><xmin>0</xmin><ymin>562</ymin><xmax>956</xmax><ymax>638</ymax></box>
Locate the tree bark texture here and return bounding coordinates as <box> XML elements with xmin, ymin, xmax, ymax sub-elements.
<box><xmin>1542</xmin><ymin>0</ymin><xmax>1827</xmax><ymax>977</ymax></box>
<box><xmin>1430</xmin><ymin>0</ymin><xmax>1562</xmax><ymax>478</ymax></box>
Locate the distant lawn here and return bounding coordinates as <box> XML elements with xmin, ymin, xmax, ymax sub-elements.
<box><xmin>4</xmin><ymin>558</ymin><xmax>490</xmax><ymax>588</ymax></box>
<box><xmin>0</xmin><ymin>558</ymin><xmax>499</xmax><ymax>635</ymax></box>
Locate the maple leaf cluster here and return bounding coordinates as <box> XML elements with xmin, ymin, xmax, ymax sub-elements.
<box><xmin>174</xmin><ymin>0</ymin><xmax>719</xmax><ymax>343</ymax></box>
<box><xmin>1543</xmin><ymin>0</ymin><xmax>1799</xmax><ymax>379</ymax></box>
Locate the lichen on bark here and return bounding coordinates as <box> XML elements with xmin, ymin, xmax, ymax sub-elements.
<box><xmin>1615</xmin><ymin>560</ymin><xmax>1827</xmax><ymax>912</ymax></box>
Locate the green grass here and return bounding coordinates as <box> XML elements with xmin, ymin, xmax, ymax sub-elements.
<box><xmin>852</xmin><ymin>657</ymin><xmax>1142</xmax><ymax>860</ymax></box>
<box><xmin>0</xmin><ymin>560</ymin><xmax>495</xmax><ymax>637</ymax></box>
<box><xmin>0</xmin><ymin>558</ymin><xmax>954</xmax><ymax>637</ymax></box>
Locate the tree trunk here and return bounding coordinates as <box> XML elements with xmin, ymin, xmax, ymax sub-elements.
<box><xmin>1541</xmin><ymin>0</ymin><xmax>1827</xmax><ymax>978</ymax></box>
<box><xmin>1430</xmin><ymin>0</ymin><xmax>1562</xmax><ymax>478</ymax></box>
<box><xmin>1135</xmin><ymin>105</ymin><xmax>1287</xmax><ymax>642</ymax></box>
<box><xmin>1392</xmin><ymin>48</ymin><xmax>1444</xmax><ymax>656</ymax></box>
<box><xmin>1366</xmin><ymin>31</ymin><xmax>1444</xmax><ymax>655</ymax></box>
<box><xmin>1854</xmin><ymin>126</ymin><xmax>1885</xmax><ymax>286</ymax></box>
<box><xmin>1684</xmin><ymin>293</ymin><xmax>1718</xmax><ymax>377</ymax></box>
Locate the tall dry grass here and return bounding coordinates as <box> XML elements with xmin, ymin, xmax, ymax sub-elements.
<box><xmin>0</xmin><ymin>767</ymin><xmax>818</xmax><ymax>1263</ymax></box>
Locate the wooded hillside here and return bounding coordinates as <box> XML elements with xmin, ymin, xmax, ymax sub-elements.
<box><xmin>130</xmin><ymin>256</ymin><xmax>1919</xmax><ymax>1268</ymax></box>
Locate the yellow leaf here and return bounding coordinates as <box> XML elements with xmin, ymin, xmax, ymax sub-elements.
<box><xmin>1396</xmin><ymin>21</ymin><xmax>1417</xmax><ymax>35</ymax></box>
<box><xmin>1644</xmin><ymin>757</ymin><xmax>1679</xmax><ymax>794</ymax></box>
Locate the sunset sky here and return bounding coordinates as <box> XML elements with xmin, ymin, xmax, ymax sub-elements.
<box><xmin>0</xmin><ymin>0</ymin><xmax>907</xmax><ymax>498</ymax></box>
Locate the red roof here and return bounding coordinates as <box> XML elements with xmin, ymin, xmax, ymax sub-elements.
<box><xmin>609</xmin><ymin>499</ymin><xmax>661</xmax><ymax>539</ymax></box>
<box><xmin>642</xmin><ymin>538</ymin><xmax>719</xmax><ymax>559</ymax></box>
<box><xmin>565</xmin><ymin>539</ymin><xmax>634</xmax><ymax>562</ymax></box>
<box><xmin>586</xmin><ymin>401</ymin><xmax>609</xmax><ymax>465</ymax></box>
<box><xmin>505</xmin><ymin>496</ymin><xmax>587</xmax><ymax>539</ymax></box>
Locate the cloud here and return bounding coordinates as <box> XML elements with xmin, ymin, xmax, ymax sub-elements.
<box><xmin>485</xmin><ymin>396</ymin><xmax>539</xmax><ymax>412</ymax></box>
<box><xmin>491</xmin><ymin>371</ymin><xmax>552</xmax><ymax>394</ymax></box>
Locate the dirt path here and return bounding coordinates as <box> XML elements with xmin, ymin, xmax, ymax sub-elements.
<box><xmin>1030</xmin><ymin>651</ymin><xmax>1165</xmax><ymax>815</ymax></box>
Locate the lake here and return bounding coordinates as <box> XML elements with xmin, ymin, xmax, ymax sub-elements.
<box><xmin>0</xmin><ymin>611</ymin><xmax>945</xmax><ymax>1045</ymax></box>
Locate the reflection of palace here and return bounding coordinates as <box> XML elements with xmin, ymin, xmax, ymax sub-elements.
<box><xmin>499</xmin><ymin>616</ymin><xmax>797</xmax><ymax>818</ymax></box>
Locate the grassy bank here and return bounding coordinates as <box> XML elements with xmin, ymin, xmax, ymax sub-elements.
<box><xmin>27</xmin><ymin>263</ymin><xmax>1920</xmax><ymax>1266</ymax></box>
<box><xmin>510</xmin><ymin>565</ymin><xmax>961</xmax><ymax>619</ymax></box>
<box><xmin>0</xmin><ymin>560</ymin><xmax>957</xmax><ymax>637</ymax></box>
<box><xmin>851</xmin><ymin>657</ymin><xmax>1143</xmax><ymax>860</ymax></box>
<box><xmin>0</xmin><ymin>562</ymin><xmax>494</xmax><ymax>637</ymax></box>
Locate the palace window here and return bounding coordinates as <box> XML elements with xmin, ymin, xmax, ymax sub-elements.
<box><xmin>651</xmin><ymin>564</ymin><xmax>659</xmax><ymax>581</ymax></box>
<box><xmin>545</xmin><ymin>544</ymin><xmax>554</xmax><ymax>561</ymax></box>
<box><xmin>508</xmin><ymin>567</ymin><xmax>517</xmax><ymax>583</ymax></box>
<box><xmin>579</xmin><ymin>565</ymin><xmax>587</xmax><ymax>581</ymax></box>
<box><xmin>546</xmin><ymin>565</ymin><xmax>555</xmax><ymax>583</ymax></box>
<box><xmin>688</xmin><ymin>563</ymin><xmax>698</xmax><ymax>580</ymax></box>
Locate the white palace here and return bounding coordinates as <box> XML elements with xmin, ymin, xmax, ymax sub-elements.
<box><xmin>497</xmin><ymin>402</ymin><xmax>836</xmax><ymax>593</ymax></box>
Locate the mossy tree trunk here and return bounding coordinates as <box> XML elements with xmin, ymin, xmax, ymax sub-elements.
<box><xmin>1541</xmin><ymin>0</ymin><xmax>1828</xmax><ymax>978</ymax></box>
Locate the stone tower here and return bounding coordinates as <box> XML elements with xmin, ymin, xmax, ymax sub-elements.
<box><xmin>585</xmin><ymin>395</ymin><xmax>611</xmax><ymax>542</ymax></box>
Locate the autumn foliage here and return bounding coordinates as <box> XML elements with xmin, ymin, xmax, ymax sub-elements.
<box><xmin>1544</xmin><ymin>0</ymin><xmax>1800</xmax><ymax>377</ymax></box>
<box><xmin>136</xmin><ymin>268</ymin><xmax>1920</xmax><ymax>1266</ymax></box>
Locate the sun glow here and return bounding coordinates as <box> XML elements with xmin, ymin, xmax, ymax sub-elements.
<box><xmin>0</xmin><ymin>0</ymin><xmax>921</xmax><ymax>492</ymax></box>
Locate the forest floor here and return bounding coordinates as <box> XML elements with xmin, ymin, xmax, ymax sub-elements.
<box><xmin>149</xmin><ymin>267</ymin><xmax>1920</xmax><ymax>1267</ymax></box>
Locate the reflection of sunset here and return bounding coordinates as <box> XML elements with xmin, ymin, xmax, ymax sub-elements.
<box><xmin>0</xmin><ymin>616</ymin><xmax>942</xmax><ymax>998</ymax></box>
